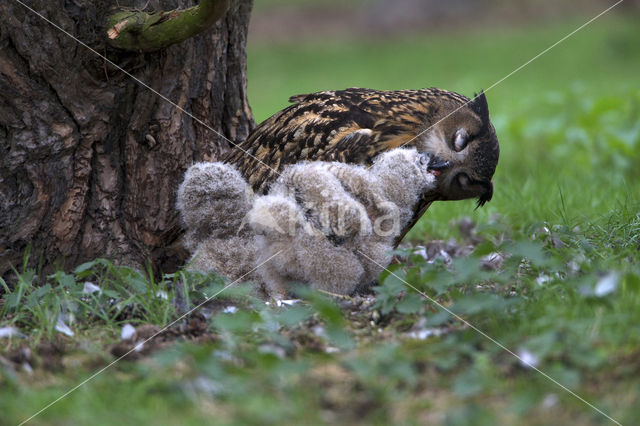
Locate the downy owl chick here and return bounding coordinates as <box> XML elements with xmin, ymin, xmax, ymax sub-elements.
<box><xmin>247</xmin><ymin>148</ymin><xmax>442</xmax><ymax>297</ymax></box>
<box><xmin>176</xmin><ymin>162</ymin><xmax>257</xmax><ymax>280</ymax></box>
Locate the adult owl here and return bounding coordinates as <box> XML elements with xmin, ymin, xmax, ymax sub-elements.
<box><xmin>223</xmin><ymin>87</ymin><xmax>499</xmax><ymax>244</ymax></box>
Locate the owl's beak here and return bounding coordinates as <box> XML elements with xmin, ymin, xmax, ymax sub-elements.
<box><xmin>427</xmin><ymin>155</ymin><xmax>452</xmax><ymax>174</ymax></box>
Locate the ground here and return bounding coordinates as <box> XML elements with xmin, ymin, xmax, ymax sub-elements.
<box><xmin>1</xmin><ymin>12</ymin><xmax>640</xmax><ymax>426</ymax></box>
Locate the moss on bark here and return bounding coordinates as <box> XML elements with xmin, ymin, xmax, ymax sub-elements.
<box><xmin>106</xmin><ymin>0</ymin><xmax>230</xmax><ymax>52</ymax></box>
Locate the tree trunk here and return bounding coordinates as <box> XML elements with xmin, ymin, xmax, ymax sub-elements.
<box><xmin>0</xmin><ymin>0</ymin><xmax>254</xmax><ymax>279</ymax></box>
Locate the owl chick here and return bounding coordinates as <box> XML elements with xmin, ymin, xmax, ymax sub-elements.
<box><xmin>247</xmin><ymin>148</ymin><xmax>440</xmax><ymax>297</ymax></box>
<box><xmin>176</xmin><ymin>162</ymin><xmax>257</xmax><ymax>280</ymax></box>
<box><xmin>178</xmin><ymin>148</ymin><xmax>443</xmax><ymax>296</ymax></box>
<box><xmin>224</xmin><ymin>87</ymin><xmax>499</xmax><ymax>246</ymax></box>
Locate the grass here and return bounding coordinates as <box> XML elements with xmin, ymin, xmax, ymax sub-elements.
<box><xmin>1</xmin><ymin>13</ymin><xmax>640</xmax><ymax>426</ymax></box>
<box><xmin>0</xmin><ymin>258</ymin><xmax>180</xmax><ymax>340</ymax></box>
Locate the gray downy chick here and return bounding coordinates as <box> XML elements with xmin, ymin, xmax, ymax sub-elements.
<box><xmin>248</xmin><ymin>148</ymin><xmax>439</xmax><ymax>297</ymax></box>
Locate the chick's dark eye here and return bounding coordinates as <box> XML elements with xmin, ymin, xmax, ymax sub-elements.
<box><xmin>453</xmin><ymin>129</ymin><xmax>468</xmax><ymax>152</ymax></box>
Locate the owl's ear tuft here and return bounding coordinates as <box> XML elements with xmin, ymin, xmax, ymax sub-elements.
<box><xmin>471</xmin><ymin>90</ymin><xmax>490</xmax><ymax>129</ymax></box>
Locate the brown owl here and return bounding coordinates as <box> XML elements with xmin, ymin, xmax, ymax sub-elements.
<box><xmin>223</xmin><ymin>87</ymin><xmax>499</xmax><ymax>244</ymax></box>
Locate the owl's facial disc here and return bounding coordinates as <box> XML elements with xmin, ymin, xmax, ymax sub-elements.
<box><xmin>433</xmin><ymin>132</ymin><xmax>496</xmax><ymax>208</ymax></box>
<box><xmin>414</xmin><ymin>91</ymin><xmax>498</xmax><ymax>207</ymax></box>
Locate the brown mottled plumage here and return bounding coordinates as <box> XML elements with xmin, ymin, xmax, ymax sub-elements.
<box><xmin>224</xmin><ymin>87</ymin><xmax>499</xmax><ymax>245</ymax></box>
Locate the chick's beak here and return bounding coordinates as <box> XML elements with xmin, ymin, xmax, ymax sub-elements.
<box><xmin>427</xmin><ymin>155</ymin><xmax>452</xmax><ymax>176</ymax></box>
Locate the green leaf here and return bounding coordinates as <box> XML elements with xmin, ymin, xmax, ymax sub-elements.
<box><xmin>506</xmin><ymin>240</ymin><xmax>547</xmax><ymax>266</ymax></box>
<box><xmin>396</xmin><ymin>293</ymin><xmax>424</xmax><ymax>314</ymax></box>
<box><xmin>381</xmin><ymin>266</ymin><xmax>406</xmax><ymax>293</ymax></box>
<box><xmin>26</xmin><ymin>284</ymin><xmax>52</xmax><ymax>308</ymax></box>
<box><xmin>295</xmin><ymin>287</ymin><xmax>345</xmax><ymax>326</ymax></box>
<box><xmin>425</xmin><ymin>309</ymin><xmax>452</xmax><ymax>326</ymax></box>
<box><xmin>452</xmin><ymin>368</ymin><xmax>486</xmax><ymax>397</ymax></box>
<box><xmin>102</xmin><ymin>289</ymin><xmax>120</xmax><ymax>299</ymax></box>
<box><xmin>325</xmin><ymin>326</ymin><xmax>355</xmax><ymax>350</ymax></box>
<box><xmin>3</xmin><ymin>292</ymin><xmax>22</xmax><ymax>310</ymax></box>
<box><xmin>451</xmin><ymin>293</ymin><xmax>510</xmax><ymax>316</ymax></box>
<box><xmin>451</xmin><ymin>257</ymin><xmax>485</xmax><ymax>284</ymax></box>
<box><xmin>74</xmin><ymin>260</ymin><xmax>100</xmax><ymax>274</ymax></box>
<box><xmin>213</xmin><ymin>310</ymin><xmax>257</xmax><ymax>334</ymax></box>
<box><xmin>274</xmin><ymin>305</ymin><xmax>313</xmax><ymax>327</ymax></box>
<box><xmin>49</xmin><ymin>271</ymin><xmax>75</xmax><ymax>288</ymax></box>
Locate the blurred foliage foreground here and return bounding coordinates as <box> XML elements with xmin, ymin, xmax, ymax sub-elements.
<box><xmin>1</xmin><ymin>16</ymin><xmax>640</xmax><ymax>426</ymax></box>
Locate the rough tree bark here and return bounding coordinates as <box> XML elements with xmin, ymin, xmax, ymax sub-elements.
<box><xmin>0</xmin><ymin>0</ymin><xmax>254</xmax><ymax>279</ymax></box>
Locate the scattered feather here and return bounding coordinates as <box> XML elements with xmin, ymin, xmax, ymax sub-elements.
<box><xmin>567</xmin><ymin>260</ymin><xmax>580</xmax><ymax>274</ymax></box>
<box><xmin>413</xmin><ymin>246</ymin><xmax>428</xmax><ymax>260</ymax></box>
<box><xmin>429</xmin><ymin>249</ymin><xmax>452</xmax><ymax>265</ymax></box>
<box><xmin>55</xmin><ymin>318</ymin><xmax>74</xmax><ymax>337</ymax></box>
<box><xmin>276</xmin><ymin>299</ymin><xmax>301</xmax><ymax>307</ymax></box>
<box><xmin>258</xmin><ymin>344</ymin><xmax>286</xmax><ymax>358</ymax></box>
<box><xmin>82</xmin><ymin>281</ymin><xmax>102</xmax><ymax>295</ymax></box>
<box><xmin>312</xmin><ymin>325</ymin><xmax>326</xmax><ymax>338</ymax></box>
<box><xmin>22</xmin><ymin>362</ymin><xmax>34</xmax><ymax>374</ymax></box>
<box><xmin>551</xmin><ymin>235</ymin><xmax>568</xmax><ymax>248</ymax></box>
<box><xmin>595</xmin><ymin>272</ymin><xmax>619</xmax><ymax>297</ymax></box>
<box><xmin>121</xmin><ymin>324</ymin><xmax>136</xmax><ymax>340</ymax></box>
<box><xmin>190</xmin><ymin>376</ymin><xmax>222</xmax><ymax>396</ymax></box>
<box><xmin>0</xmin><ymin>326</ymin><xmax>25</xmax><ymax>339</ymax></box>
<box><xmin>213</xmin><ymin>350</ymin><xmax>234</xmax><ymax>362</ymax></box>
<box><xmin>536</xmin><ymin>274</ymin><xmax>552</xmax><ymax>286</ymax></box>
<box><xmin>517</xmin><ymin>348</ymin><xmax>540</xmax><ymax>368</ymax></box>
<box><xmin>542</xmin><ymin>393</ymin><xmax>559</xmax><ymax>408</ymax></box>
<box><xmin>405</xmin><ymin>328</ymin><xmax>444</xmax><ymax>340</ymax></box>
<box><xmin>481</xmin><ymin>252</ymin><xmax>504</xmax><ymax>270</ymax></box>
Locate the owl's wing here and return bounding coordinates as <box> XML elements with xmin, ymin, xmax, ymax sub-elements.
<box><xmin>224</xmin><ymin>88</ymin><xmax>464</xmax><ymax>193</ymax></box>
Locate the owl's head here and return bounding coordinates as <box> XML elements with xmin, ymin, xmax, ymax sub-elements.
<box><xmin>415</xmin><ymin>91</ymin><xmax>499</xmax><ymax>208</ymax></box>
